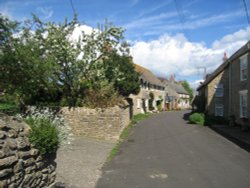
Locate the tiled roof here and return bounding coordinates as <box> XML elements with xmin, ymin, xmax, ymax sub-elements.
<box><xmin>134</xmin><ymin>64</ymin><xmax>164</xmax><ymax>87</ymax></box>
<box><xmin>197</xmin><ymin>40</ymin><xmax>250</xmax><ymax>91</ymax></box>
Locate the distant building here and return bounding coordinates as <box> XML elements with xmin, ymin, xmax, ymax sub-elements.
<box><xmin>129</xmin><ymin>64</ymin><xmax>165</xmax><ymax>115</ymax></box>
<box><xmin>159</xmin><ymin>75</ymin><xmax>190</xmax><ymax>110</ymax></box>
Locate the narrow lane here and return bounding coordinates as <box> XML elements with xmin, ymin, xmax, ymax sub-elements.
<box><xmin>96</xmin><ymin>111</ymin><xmax>250</xmax><ymax>188</ymax></box>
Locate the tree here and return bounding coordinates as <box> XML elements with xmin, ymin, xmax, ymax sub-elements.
<box><xmin>0</xmin><ymin>14</ymin><xmax>61</xmax><ymax>106</ymax></box>
<box><xmin>0</xmin><ymin>15</ymin><xmax>140</xmax><ymax>107</ymax></box>
<box><xmin>0</xmin><ymin>13</ymin><xmax>18</xmax><ymax>47</ymax></box>
<box><xmin>103</xmin><ymin>53</ymin><xmax>140</xmax><ymax>97</ymax></box>
<box><xmin>182</xmin><ymin>80</ymin><xmax>193</xmax><ymax>101</ymax></box>
<box><xmin>0</xmin><ymin>14</ymin><xmax>19</xmax><ymax>91</ymax></box>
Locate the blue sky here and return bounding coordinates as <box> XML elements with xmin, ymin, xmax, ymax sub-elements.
<box><xmin>1</xmin><ymin>0</ymin><xmax>250</xmax><ymax>88</ymax></box>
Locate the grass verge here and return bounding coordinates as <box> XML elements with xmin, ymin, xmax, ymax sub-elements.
<box><xmin>107</xmin><ymin>112</ymin><xmax>151</xmax><ymax>162</ymax></box>
<box><xmin>0</xmin><ymin>102</ymin><xmax>20</xmax><ymax>115</ymax></box>
<box><xmin>0</xmin><ymin>102</ymin><xmax>17</xmax><ymax>110</ymax></box>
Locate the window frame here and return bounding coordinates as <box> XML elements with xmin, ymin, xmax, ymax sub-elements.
<box><xmin>240</xmin><ymin>54</ymin><xmax>248</xmax><ymax>81</ymax></box>
<box><xmin>239</xmin><ymin>90</ymin><xmax>248</xmax><ymax>118</ymax></box>
<box><xmin>215</xmin><ymin>83</ymin><xmax>224</xmax><ymax>97</ymax></box>
<box><xmin>215</xmin><ymin>104</ymin><xmax>224</xmax><ymax>117</ymax></box>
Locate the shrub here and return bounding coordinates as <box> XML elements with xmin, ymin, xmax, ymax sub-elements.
<box><xmin>189</xmin><ymin>113</ymin><xmax>205</xmax><ymax>126</ymax></box>
<box><xmin>25</xmin><ymin>117</ymin><xmax>59</xmax><ymax>156</ymax></box>
<box><xmin>18</xmin><ymin>107</ymin><xmax>72</xmax><ymax>146</ymax></box>
<box><xmin>149</xmin><ymin>92</ymin><xmax>154</xmax><ymax>111</ymax></box>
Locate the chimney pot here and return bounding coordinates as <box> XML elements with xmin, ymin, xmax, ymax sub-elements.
<box><xmin>223</xmin><ymin>52</ymin><xmax>228</xmax><ymax>62</ymax></box>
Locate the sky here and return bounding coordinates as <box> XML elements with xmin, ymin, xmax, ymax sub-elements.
<box><xmin>1</xmin><ymin>0</ymin><xmax>250</xmax><ymax>88</ymax></box>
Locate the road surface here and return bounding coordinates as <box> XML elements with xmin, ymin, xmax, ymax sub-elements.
<box><xmin>96</xmin><ymin>111</ymin><xmax>250</xmax><ymax>188</ymax></box>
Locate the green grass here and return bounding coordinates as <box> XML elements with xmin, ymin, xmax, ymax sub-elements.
<box><xmin>0</xmin><ymin>102</ymin><xmax>17</xmax><ymax>110</ymax></box>
<box><xmin>107</xmin><ymin>112</ymin><xmax>151</xmax><ymax>162</ymax></box>
<box><xmin>0</xmin><ymin>102</ymin><xmax>20</xmax><ymax>115</ymax></box>
<box><xmin>107</xmin><ymin>142</ymin><xmax>122</xmax><ymax>162</ymax></box>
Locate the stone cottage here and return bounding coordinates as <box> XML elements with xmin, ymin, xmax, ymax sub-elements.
<box><xmin>197</xmin><ymin>40</ymin><xmax>250</xmax><ymax>128</ymax></box>
<box><xmin>129</xmin><ymin>64</ymin><xmax>165</xmax><ymax>114</ymax></box>
<box><xmin>159</xmin><ymin>75</ymin><xmax>190</xmax><ymax>110</ymax></box>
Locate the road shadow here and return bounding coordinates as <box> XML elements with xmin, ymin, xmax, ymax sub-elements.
<box><xmin>209</xmin><ymin>126</ymin><xmax>250</xmax><ymax>153</ymax></box>
<box><xmin>183</xmin><ymin>111</ymin><xmax>250</xmax><ymax>153</ymax></box>
<box><xmin>182</xmin><ymin>112</ymin><xmax>191</xmax><ymax>122</ymax></box>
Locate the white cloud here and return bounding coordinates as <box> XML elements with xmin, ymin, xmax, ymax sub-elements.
<box><xmin>190</xmin><ymin>79</ymin><xmax>204</xmax><ymax>90</ymax></box>
<box><xmin>69</xmin><ymin>24</ymin><xmax>99</xmax><ymax>43</ymax></box>
<box><xmin>131</xmin><ymin>26</ymin><xmax>250</xmax><ymax>82</ymax></box>
<box><xmin>212</xmin><ymin>27</ymin><xmax>250</xmax><ymax>50</ymax></box>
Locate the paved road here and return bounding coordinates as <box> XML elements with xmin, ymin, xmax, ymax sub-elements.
<box><xmin>96</xmin><ymin>111</ymin><xmax>250</xmax><ymax>188</ymax></box>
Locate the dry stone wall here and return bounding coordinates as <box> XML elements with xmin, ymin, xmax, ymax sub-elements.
<box><xmin>61</xmin><ymin>106</ymin><xmax>130</xmax><ymax>140</ymax></box>
<box><xmin>0</xmin><ymin>114</ymin><xmax>56</xmax><ymax>188</ymax></box>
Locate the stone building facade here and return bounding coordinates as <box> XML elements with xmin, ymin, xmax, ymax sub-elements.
<box><xmin>197</xmin><ymin>68</ymin><xmax>229</xmax><ymax>118</ymax></box>
<box><xmin>129</xmin><ymin>64</ymin><xmax>165</xmax><ymax>115</ymax></box>
<box><xmin>197</xmin><ymin>40</ymin><xmax>250</xmax><ymax>128</ymax></box>
<box><xmin>159</xmin><ymin>76</ymin><xmax>191</xmax><ymax>110</ymax></box>
<box><xmin>229</xmin><ymin>42</ymin><xmax>250</xmax><ymax>127</ymax></box>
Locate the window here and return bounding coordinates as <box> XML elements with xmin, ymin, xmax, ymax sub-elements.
<box><xmin>240</xmin><ymin>90</ymin><xmax>248</xmax><ymax>118</ymax></box>
<box><xmin>240</xmin><ymin>54</ymin><xmax>248</xmax><ymax>81</ymax></box>
<box><xmin>215</xmin><ymin>104</ymin><xmax>224</xmax><ymax>116</ymax></box>
<box><xmin>215</xmin><ymin>84</ymin><xmax>223</xmax><ymax>97</ymax></box>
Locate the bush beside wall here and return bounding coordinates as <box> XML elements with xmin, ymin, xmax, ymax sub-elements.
<box><xmin>0</xmin><ymin>114</ymin><xmax>56</xmax><ymax>188</ymax></box>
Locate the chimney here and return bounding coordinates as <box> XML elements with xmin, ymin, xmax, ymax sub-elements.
<box><xmin>169</xmin><ymin>74</ymin><xmax>175</xmax><ymax>82</ymax></box>
<box><xmin>205</xmin><ymin>74</ymin><xmax>210</xmax><ymax>80</ymax></box>
<box><xmin>223</xmin><ymin>52</ymin><xmax>228</xmax><ymax>62</ymax></box>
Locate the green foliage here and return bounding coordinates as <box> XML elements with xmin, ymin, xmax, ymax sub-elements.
<box><xmin>189</xmin><ymin>113</ymin><xmax>205</xmax><ymax>126</ymax></box>
<box><xmin>0</xmin><ymin>103</ymin><xmax>16</xmax><ymax>110</ymax></box>
<box><xmin>0</xmin><ymin>102</ymin><xmax>20</xmax><ymax>115</ymax></box>
<box><xmin>84</xmin><ymin>80</ymin><xmax>124</xmax><ymax>108</ymax></box>
<box><xmin>103</xmin><ymin>53</ymin><xmax>140</xmax><ymax>97</ymax></box>
<box><xmin>0</xmin><ymin>94</ymin><xmax>20</xmax><ymax>115</ymax></box>
<box><xmin>149</xmin><ymin>92</ymin><xmax>154</xmax><ymax>111</ymax></box>
<box><xmin>0</xmin><ymin>13</ymin><xmax>19</xmax><ymax>47</ymax></box>
<box><xmin>25</xmin><ymin>117</ymin><xmax>59</xmax><ymax>156</ymax></box>
<box><xmin>0</xmin><ymin>14</ymin><xmax>61</xmax><ymax>106</ymax></box>
<box><xmin>156</xmin><ymin>96</ymin><xmax>163</xmax><ymax>111</ymax></box>
<box><xmin>0</xmin><ymin>14</ymin><xmax>140</xmax><ymax>108</ymax></box>
<box><xmin>182</xmin><ymin>80</ymin><xmax>193</xmax><ymax>101</ymax></box>
<box><xmin>131</xmin><ymin>113</ymin><xmax>151</xmax><ymax>124</ymax></box>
